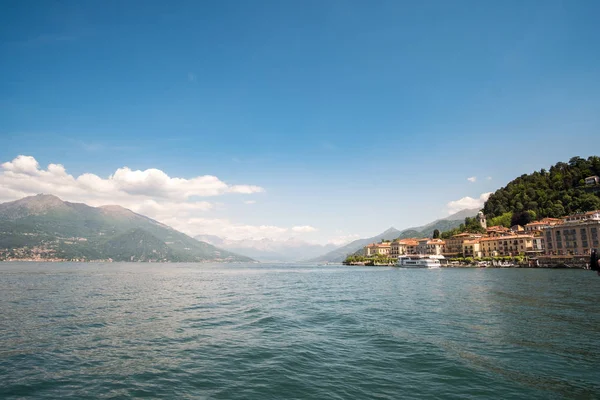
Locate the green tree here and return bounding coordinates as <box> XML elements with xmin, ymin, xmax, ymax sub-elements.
<box><xmin>483</xmin><ymin>156</ymin><xmax>600</xmax><ymax>220</ymax></box>
<box><xmin>511</xmin><ymin>211</ymin><xmax>534</xmax><ymax>227</ymax></box>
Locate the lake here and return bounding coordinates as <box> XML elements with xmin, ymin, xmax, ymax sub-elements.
<box><xmin>1</xmin><ymin>263</ymin><xmax>599</xmax><ymax>399</ymax></box>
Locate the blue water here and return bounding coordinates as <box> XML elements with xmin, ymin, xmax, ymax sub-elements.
<box><xmin>1</xmin><ymin>263</ymin><xmax>599</xmax><ymax>399</ymax></box>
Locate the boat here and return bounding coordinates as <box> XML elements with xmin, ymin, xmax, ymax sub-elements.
<box><xmin>396</xmin><ymin>255</ymin><xmax>443</xmax><ymax>268</ymax></box>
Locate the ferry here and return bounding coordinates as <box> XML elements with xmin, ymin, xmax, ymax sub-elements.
<box><xmin>396</xmin><ymin>255</ymin><xmax>443</xmax><ymax>269</ymax></box>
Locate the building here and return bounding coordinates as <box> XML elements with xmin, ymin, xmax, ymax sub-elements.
<box><xmin>390</xmin><ymin>240</ymin><xmax>406</xmax><ymax>257</ymax></box>
<box><xmin>531</xmin><ymin>236</ymin><xmax>545</xmax><ymax>255</ymax></box>
<box><xmin>543</xmin><ymin>210</ymin><xmax>600</xmax><ymax>256</ymax></box>
<box><xmin>364</xmin><ymin>243</ymin><xmax>377</xmax><ymax>256</ymax></box>
<box><xmin>444</xmin><ymin>233</ymin><xmax>482</xmax><ymax>257</ymax></box>
<box><xmin>417</xmin><ymin>238</ymin><xmax>429</xmax><ymax>254</ymax></box>
<box><xmin>486</xmin><ymin>225</ymin><xmax>510</xmax><ymax>237</ymax></box>
<box><xmin>426</xmin><ymin>239</ymin><xmax>446</xmax><ymax>255</ymax></box>
<box><xmin>414</xmin><ymin>238</ymin><xmax>447</xmax><ymax>255</ymax></box>
<box><xmin>403</xmin><ymin>239</ymin><xmax>419</xmax><ymax>255</ymax></box>
<box><xmin>526</xmin><ymin>218</ymin><xmax>563</xmax><ymax>233</ymax></box>
<box><xmin>462</xmin><ymin>239</ymin><xmax>482</xmax><ymax>258</ymax></box>
<box><xmin>480</xmin><ymin>235</ymin><xmax>534</xmax><ymax>257</ymax></box>
<box><xmin>585</xmin><ymin>175</ymin><xmax>600</xmax><ymax>186</ymax></box>
<box><xmin>510</xmin><ymin>225</ymin><xmax>525</xmax><ymax>232</ymax></box>
<box><xmin>365</xmin><ymin>242</ymin><xmax>392</xmax><ymax>256</ymax></box>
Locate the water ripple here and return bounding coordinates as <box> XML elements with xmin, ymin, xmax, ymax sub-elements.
<box><xmin>1</xmin><ymin>263</ymin><xmax>599</xmax><ymax>399</ymax></box>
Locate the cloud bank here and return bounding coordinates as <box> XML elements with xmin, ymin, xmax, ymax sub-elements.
<box><xmin>0</xmin><ymin>155</ymin><xmax>318</xmax><ymax>240</ymax></box>
<box><xmin>446</xmin><ymin>192</ymin><xmax>491</xmax><ymax>215</ymax></box>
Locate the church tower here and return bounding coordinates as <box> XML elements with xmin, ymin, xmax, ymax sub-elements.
<box><xmin>477</xmin><ymin>211</ymin><xmax>487</xmax><ymax>229</ymax></box>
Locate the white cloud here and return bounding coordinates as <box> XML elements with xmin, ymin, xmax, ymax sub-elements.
<box><xmin>486</xmin><ymin>176</ymin><xmax>492</xmax><ymax>180</ymax></box>
<box><xmin>327</xmin><ymin>233</ymin><xmax>360</xmax><ymax>246</ymax></box>
<box><xmin>292</xmin><ymin>225</ymin><xmax>317</xmax><ymax>233</ymax></box>
<box><xmin>0</xmin><ymin>154</ymin><xmax>261</xmax><ymax>224</ymax></box>
<box><xmin>178</xmin><ymin>217</ymin><xmax>289</xmax><ymax>240</ymax></box>
<box><xmin>0</xmin><ymin>155</ymin><xmax>324</xmax><ymax>241</ymax></box>
<box><xmin>467</xmin><ymin>176</ymin><xmax>477</xmax><ymax>183</ymax></box>
<box><xmin>446</xmin><ymin>192</ymin><xmax>491</xmax><ymax>215</ymax></box>
<box><xmin>0</xmin><ymin>155</ymin><xmax>264</xmax><ymax>205</ymax></box>
<box><xmin>1</xmin><ymin>155</ymin><xmax>40</xmax><ymax>175</ymax></box>
<box><xmin>244</xmin><ymin>200</ymin><xmax>256</xmax><ymax>204</ymax></box>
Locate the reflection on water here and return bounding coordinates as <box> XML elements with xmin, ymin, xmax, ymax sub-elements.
<box><xmin>1</xmin><ymin>263</ymin><xmax>599</xmax><ymax>399</ymax></box>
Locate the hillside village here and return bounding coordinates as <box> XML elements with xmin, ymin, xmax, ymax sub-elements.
<box><xmin>354</xmin><ymin>207</ymin><xmax>600</xmax><ymax>268</ymax></box>
<box><xmin>351</xmin><ymin>174</ymin><xmax>600</xmax><ymax>268</ymax></box>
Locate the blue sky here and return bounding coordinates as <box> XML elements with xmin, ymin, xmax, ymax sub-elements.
<box><xmin>1</xmin><ymin>0</ymin><xmax>599</xmax><ymax>243</ymax></box>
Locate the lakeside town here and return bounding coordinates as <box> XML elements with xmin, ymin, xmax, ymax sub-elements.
<box><xmin>350</xmin><ymin>207</ymin><xmax>600</xmax><ymax>269</ymax></box>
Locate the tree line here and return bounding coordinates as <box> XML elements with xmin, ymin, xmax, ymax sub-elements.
<box><xmin>483</xmin><ymin>156</ymin><xmax>600</xmax><ymax>222</ymax></box>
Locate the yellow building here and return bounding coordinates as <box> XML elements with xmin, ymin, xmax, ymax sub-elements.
<box><xmin>462</xmin><ymin>239</ymin><xmax>482</xmax><ymax>258</ymax></box>
<box><xmin>444</xmin><ymin>233</ymin><xmax>482</xmax><ymax>257</ymax></box>
<box><xmin>480</xmin><ymin>235</ymin><xmax>534</xmax><ymax>257</ymax></box>
<box><xmin>390</xmin><ymin>240</ymin><xmax>406</xmax><ymax>257</ymax></box>
<box><xmin>426</xmin><ymin>239</ymin><xmax>446</xmax><ymax>255</ymax></box>
<box><xmin>364</xmin><ymin>242</ymin><xmax>392</xmax><ymax>256</ymax></box>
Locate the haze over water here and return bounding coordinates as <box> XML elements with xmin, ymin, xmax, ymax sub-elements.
<box><xmin>1</xmin><ymin>263</ymin><xmax>599</xmax><ymax>399</ymax></box>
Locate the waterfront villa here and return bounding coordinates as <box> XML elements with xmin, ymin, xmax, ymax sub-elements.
<box><xmin>543</xmin><ymin>210</ymin><xmax>600</xmax><ymax>256</ymax></box>
<box><xmin>479</xmin><ymin>235</ymin><xmax>535</xmax><ymax>257</ymax></box>
<box><xmin>365</xmin><ymin>242</ymin><xmax>391</xmax><ymax>256</ymax></box>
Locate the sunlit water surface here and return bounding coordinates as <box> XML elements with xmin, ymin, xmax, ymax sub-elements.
<box><xmin>1</xmin><ymin>263</ymin><xmax>599</xmax><ymax>399</ymax></box>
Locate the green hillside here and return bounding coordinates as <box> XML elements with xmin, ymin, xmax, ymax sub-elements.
<box><xmin>483</xmin><ymin>156</ymin><xmax>600</xmax><ymax>226</ymax></box>
<box><xmin>103</xmin><ymin>228</ymin><xmax>175</xmax><ymax>262</ymax></box>
<box><xmin>0</xmin><ymin>194</ymin><xmax>254</xmax><ymax>262</ymax></box>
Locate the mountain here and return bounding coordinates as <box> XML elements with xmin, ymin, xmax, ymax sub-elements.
<box><xmin>0</xmin><ymin>194</ymin><xmax>253</xmax><ymax>262</ymax></box>
<box><xmin>308</xmin><ymin>208</ymin><xmax>480</xmax><ymax>263</ymax></box>
<box><xmin>484</xmin><ymin>156</ymin><xmax>600</xmax><ymax>224</ymax></box>
<box><xmin>194</xmin><ymin>235</ymin><xmax>339</xmax><ymax>262</ymax></box>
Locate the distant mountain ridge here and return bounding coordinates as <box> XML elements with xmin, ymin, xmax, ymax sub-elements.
<box><xmin>308</xmin><ymin>208</ymin><xmax>480</xmax><ymax>263</ymax></box>
<box><xmin>0</xmin><ymin>194</ymin><xmax>253</xmax><ymax>262</ymax></box>
<box><xmin>194</xmin><ymin>235</ymin><xmax>339</xmax><ymax>262</ymax></box>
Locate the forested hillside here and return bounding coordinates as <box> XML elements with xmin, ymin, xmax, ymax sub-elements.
<box><xmin>0</xmin><ymin>194</ymin><xmax>253</xmax><ymax>262</ymax></box>
<box><xmin>483</xmin><ymin>156</ymin><xmax>600</xmax><ymax>226</ymax></box>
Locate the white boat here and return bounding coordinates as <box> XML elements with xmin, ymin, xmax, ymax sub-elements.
<box><xmin>396</xmin><ymin>255</ymin><xmax>443</xmax><ymax>268</ymax></box>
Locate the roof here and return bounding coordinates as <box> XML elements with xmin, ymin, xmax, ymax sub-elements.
<box><xmin>539</xmin><ymin>218</ymin><xmax>563</xmax><ymax>224</ymax></box>
<box><xmin>427</xmin><ymin>239</ymin><xmax>445</xmax><ymax>245</ymax></box>
<box><xmin>400</xmin><ymin>240</ymin><xmax>419</xmax><ymax>246</ymax></box>
<box><xmin>480</xmin><ymin>235</ymin><xmax>534</xmax><ymax>242</ymax></box>
<box><xmin>525</xmin><ymin>221</ymin><xmax>546</xmax><ymax>226</ymax></box>
<box><xmin>487</xmin><ymin>225</ymin><xmax>509</xmax><ymax>231</ymax></box>
<box><xmin>452</xmin><ymin>233</ymin><xmax>473</xmax><ymax>238</ymax></box>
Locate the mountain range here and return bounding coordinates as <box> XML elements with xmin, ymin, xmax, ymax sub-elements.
<box><xmin>0</xmin><ymin>194</ymin><xmax>253</xmax><ymax>262</ymax></box>
<box><xmin>194</xmin><ymin>234</ymin><xmax>339</xmax><ymax>263</ymax></box>
<box><xmin>307</xmin><ymin>208</ymin><xmax>481</xmax><ymax>263</ymax></box>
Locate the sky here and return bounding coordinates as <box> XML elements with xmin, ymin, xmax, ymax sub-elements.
<box><xmin>1</xmin><ymin>0</ymin><xmax>599</xmax><ymax>244</ymax></box>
